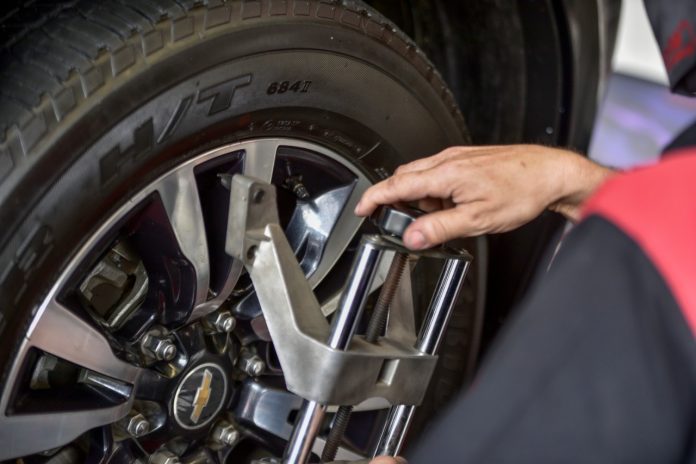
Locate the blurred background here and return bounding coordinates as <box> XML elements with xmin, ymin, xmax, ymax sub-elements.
<box><xmin>590</xmin><ymin>0</ymin><xmax>696</xmax><ymax>168</ymax></box>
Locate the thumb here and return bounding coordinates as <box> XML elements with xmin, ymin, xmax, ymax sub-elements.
<box><xmin>404</xmin><ymin>207</ymin><xmax>481</xmax><ymax>249</ymax></box>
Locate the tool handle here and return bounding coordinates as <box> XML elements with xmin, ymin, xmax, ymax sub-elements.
<box><xmin>370</xmin><ymin>205</ymin><xmax>424</xmax><ymax>239</ymax></box>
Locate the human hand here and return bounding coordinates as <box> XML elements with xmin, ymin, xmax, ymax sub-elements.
<box><xmin>354</xmin><ymin>145</ymin><xmax>614</xmax><ymax>249</ymax></box>
<box><xmin>324</xmin><ymin>456</ymin><xmax>406</xmax><ymax>464</ymax></box>
<box><xmin>370</xmin><ymin>456</ymin><xmax>407</xmax><ymax>464</ymax></box>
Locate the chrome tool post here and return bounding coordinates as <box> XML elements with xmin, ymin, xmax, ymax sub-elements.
<box><xmin>321</xmin><ymin>207</ymin><xmax>420</xmax><ymax>462</ymax></box>
<box><xmin>226</xmin><ymin>177</ymin><xmax>472</xmax><ymax>464</ymax></box>
<box><xmin>374</xmin><ymin>256</ymin><xmax>470</xmax><ymax>456</ymax></box>
<box><xmin>283</xmin><ymin>236</ymin><xmax>386</xmax><ymax>464</ymax></box>
<box><xmin>320</xmin><ymin>205</ymin><xmax>471</xmax><ymax>462</ymax></box>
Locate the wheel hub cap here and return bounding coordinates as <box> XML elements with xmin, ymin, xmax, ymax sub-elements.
<box><xmin>172</xmin><ymin>363</ymin><xmax>228</xmax><ymax>430</ymax></box>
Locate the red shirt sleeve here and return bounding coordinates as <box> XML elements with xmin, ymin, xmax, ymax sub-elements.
<box><xmin>582</xmin><ymin>149</ymin><xmax>696</xmax><ymax>336</ymax></box>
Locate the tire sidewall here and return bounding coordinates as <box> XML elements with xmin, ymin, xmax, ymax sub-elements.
<box><xmin>0</xmin><ymin>12</ymin><xmax>475</xmax><ymax>438</ymax></box>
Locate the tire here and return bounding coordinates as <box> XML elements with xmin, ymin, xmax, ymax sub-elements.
<box><xmin>0</xmin><ymin>0</ymin><xmax>482</xmax><ymax>460</ymax></box>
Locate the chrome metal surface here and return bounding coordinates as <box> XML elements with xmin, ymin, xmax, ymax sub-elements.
<box><xmin>234</xmin><ymin>381</ymin><xmax>385</xmax><ymax>440</ymax></box>
<box><xmin>416</xmin><ymin>259</ymin><xmax>471</xmax><ymax>354</ymax></box>
<box><xmin>234</xmin><ymin>381</ymin><xmax>368</xmax><ymax>461</ymax></box>
<box><xmin>373</xmin><ymin>404</ymin><xmax>414</xmax><ymax>457</ymax></box>
<box><xmin>306</xmin><ymin>175</ymin><xmax>369</xmax><ymax>288</ymax></box>
<box><xmin>319</xmin><ymin>250</ymin><xmax>396</xmax><ymax>317</ymax></box>
<box><xmin>380</xmin><ymin>235</ymin><xmax>474</xmax><ymax>261</ymax></box>
<box><xmin>0</xmin><ymin>138</ymin><xmax>374</xmax><ymax>460</ymax></box>
<box><xmin>150</xmin><ymin>450</ymin><xmax>181</xmax><ymax>464</ymax></box>
<box><xmin>323</xmin><ymin>251</ymin><xmax>410</xmax><ymax>462</ymax></box>
<box><xmin>28</xmin><ymin>299</ymin><xmax>142</xmax><ymax>383</ymax></box>
<box><xmin>239</xmin><ymin>352</ymin><xmax>266</xmax><ymax>377</ymax></box>
<box><xmin>286</xmin><ymin>183</ymin><xmax>355</xmax><ymax>277</ymax></box>
<box><xmin>283</xmin><ymin>400</ymin><xmax>326</xmax><ymax>464</ymax></box>
<box><xmin>190</xmin><ymin>140</ymin><xmax>285</xmax><ymax>320</ymax></box>
<box><xmin>157</xmin><ymin>165</ymin><xmax>211</xmax><ymax>312</ymax></box>
<box><xmin>370</xmin><ymin>205</ymin><xmax>423</xmax><ymax>239</ymax></box>
<box><xmin>122</xmin><ymin>412</ymin><xmax>151</xmax><ymax>437</ymax></box>
<box><xmin>211</xmin><ymin>421</ymin><xmax>240</xmax><ymax>446</ymax></box>
<box><xmin>242</xmin><ymin>138</ymin><xmax>280</xmax><ymax>182</ymax></box>
<box><xmin>235</xmin><ymin>381</ymin><xmax>300</xmax><ymax>440</ymax></box>
<box><xmin>141</xmin><ymin>332</ymin><xmax>177</xmax><ymax>361</ymax></box>
<box><xmin>375</xmin><ymin>258</ymin><xmax>471</xmax><ymax>457</ymax></box>
<box><xmin>208</xmin><ymin>310</ymin><xmax>236</xmax><ymax>333</ymax></box>
<box><xmin>0</xmin><ymin>401</ymin><xmax>136</xmax><ymax>459</ymax></box>
<box><xmin>326</xmin><ymin>238</ymin><xmax>384</xmax><ymax>350</ymax></box>
<box><xmin>78</xmin><ymin>370</ymin><xmax>133</xmax><ymax>399</ymax></box>
<box><xmin>287</xmin><ymin>237</ymin><xmax>385</xmax><ymax>464</ymax></box>
<box><xmin>225</xmin><ymin>177</ymin><xmax>438</xmax><ymax>406</ymax></box>
<box><xmin>226</xmin><ymin>176</ymin><xmax>464</xmax><ymax>464</ymax></box>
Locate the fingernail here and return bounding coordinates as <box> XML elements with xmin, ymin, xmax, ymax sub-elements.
<box><xmin>405</xmin><ymin>230</ymin><xmax>428</xmax><ymax>250</ymax></box>
<box><xmin>353</xmin><ymin>201</ymin><xmax>363</xmax><ymax>215</ymax></box>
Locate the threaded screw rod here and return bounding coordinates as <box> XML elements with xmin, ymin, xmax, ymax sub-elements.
<box><xmin>321</xmin><ymin>253</ymin><xmax>409</xmax><ymax>462</ymax></box>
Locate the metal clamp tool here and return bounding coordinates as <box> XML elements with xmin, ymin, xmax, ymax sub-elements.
<box><xmin>225</xmin><ymin>175</ymin><xmax>471</xmax><ymax>464</ymax></box>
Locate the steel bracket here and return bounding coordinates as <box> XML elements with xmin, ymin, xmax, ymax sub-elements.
<box><xmin>225</xmin><ymin>175</ymin><xmax>437</xmax><ymax>406</ymax></box>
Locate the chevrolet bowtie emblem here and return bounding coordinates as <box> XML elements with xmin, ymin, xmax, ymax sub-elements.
<box><xmin>190</xmin><ymin>368</ymin><xmax>213</xmax><ymax>424</ymax></box>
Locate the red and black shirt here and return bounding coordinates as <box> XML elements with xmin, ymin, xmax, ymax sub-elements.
<box><xmin>646</xmin><ymin>0</ymin><xmax>696</xmax><ymax>95</ymax></box>
<box><xmin>409</xmin><ymin>153</ymin><xmax>696</xmax><ymax>463</ymax></box>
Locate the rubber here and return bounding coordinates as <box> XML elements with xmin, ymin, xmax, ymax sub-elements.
<box><xmin>0</xmin><ymin>0</ymin><xmax>482</xmax><ymax>454</ymax></box>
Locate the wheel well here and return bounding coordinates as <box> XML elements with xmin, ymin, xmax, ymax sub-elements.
<box><xmin>369</xmin><ymin>0</ymin><xmax>620</xmax><ymax>358</ymax></box>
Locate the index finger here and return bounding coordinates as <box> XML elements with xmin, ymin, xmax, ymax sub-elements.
<box><xmin>354</xmin><ymin>169</ymin><xmax>449</xmax><ymax>216</ymax></box>
<box><xmin>395</xmin><ymin>145</ymin><xmax>504</xmax><ymax>175</ymax></box>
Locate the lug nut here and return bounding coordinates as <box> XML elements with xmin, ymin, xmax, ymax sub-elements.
<box><xmin>141</xmin><ymin>333</ymin><xmax>177</xmax><ymax>361</ymax></box>
<box><xmin>239</xmin><ymin>352</ymin><xmax>265</xmax><ymax>377</ymax></box>
<box><xmin>210</xmin><ymin>310</ymin><xmax>236</xmax><ymax>333</ymax></box>
<box><xmin>150</xmin><ymin>450</ymin><xmax>180</xmax><ymax>464</ymax></box>
<box><xmin>212</xmin><ymin>421</ymin><xmax>240</xmax><ymax>446</ymax></box>
<box><xmin>125</xmin><ymin>412</ymin><xmax>151</xmax><ymax>437</ymax></box>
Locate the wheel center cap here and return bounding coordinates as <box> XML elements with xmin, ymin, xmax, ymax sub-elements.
<box><xmin>173</xmin><ymin>363</ymin><xmax>228</xmax><ymax>430</ymax></box>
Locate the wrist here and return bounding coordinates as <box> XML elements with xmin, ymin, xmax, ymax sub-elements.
<box><xmin>549</xmin><ymin>150</ymin><xmax>615</xmax><ymax>222</ymax></box>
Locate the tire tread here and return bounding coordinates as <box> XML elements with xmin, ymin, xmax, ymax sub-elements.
<box><xmin>0</xmin><ymin>0</ymin><xmax>473</xmax><ymax>442</ymax></box>
<box><xmin>0</xmin><ymin>0</ymin><xmax>464</xmax><ymax>161</ymax></box>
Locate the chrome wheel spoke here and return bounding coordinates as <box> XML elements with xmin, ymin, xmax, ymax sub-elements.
<box><xmin>27</xmin><ymin>299</ymin><xmax>141</xmax><ymax>384</ymax></box>
<box><xmin>0</xmin><ymin>138</ymin><xmax>387</xmax><ymax>461</ymax></box>
<box><xmin>0</xmin><ymin>402</ymin><xmax>134</xmax><ymax>459</ymax></box>
<box><xmin>242</xmin><ymin>139</ymin><xmax>280</xmax><ymax>181</ymax></box>
<box><xmin>0</xmin><ymin>300</ymin><xmax>140</xmax><ymax>460</ymax></box>
<box><xmin>286</xmin><ymin>183</ymin><xmax>355</xmax><ymax>278</ymax></box>
<box><xmin>194</xmin><ymin>260</ymin><xmax>244</xmax><ymax>319</ymax></box>
<box><xmin>194</xmin><ymin>140</ymin><xmax>280</xmax><ymax>318</ymax></box>
<box><xmin>306</xmin><ymin>177</ymin><xmax>370</xmax><ymax>288</ymax></box>
<box><xmin>156</xmin><ymin>166</ymin><xmax>211</xmax><ymax>316</ymax></box>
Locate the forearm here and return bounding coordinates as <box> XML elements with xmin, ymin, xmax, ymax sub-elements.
<box><xmin>548</xmin><ymin>152</ymin><xmax>616</xmax><ymax>222</ymax></box>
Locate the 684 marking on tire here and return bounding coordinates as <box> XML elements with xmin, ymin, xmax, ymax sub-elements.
<box><xmin>267</xmin><ymin>80</ymin><xmax>313</xmax><ymax>95</ymax></box>
<box><xmin>0</xmin><ymin>1</ymin><xmax>482</xmax><ymax>463</ymax></box>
